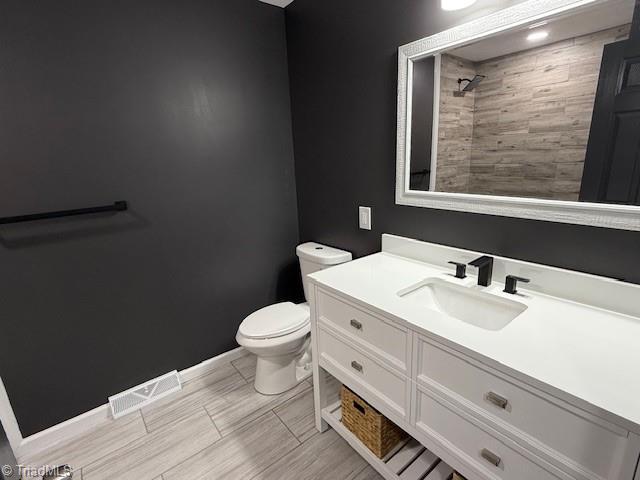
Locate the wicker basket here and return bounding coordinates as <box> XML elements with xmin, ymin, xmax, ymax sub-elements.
<box><xmin>340</xmin><ymin>386</ymin><xmax>406</xmax><ymax>458</ymax></box>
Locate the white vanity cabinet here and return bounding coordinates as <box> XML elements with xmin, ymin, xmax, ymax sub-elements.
<box><xmin>310</xmin><ymin>283</ymin><xmax>640</xmax><ymax>480</ymax></box>
<box><xmin>413</xmin><ymin>336</ymin><xmax>635</xmax><ymax>480</ymax></box>
<box><xmin>316</xmin><ymin>290</ymin><xmax>411</xmax><ymax>373</ymax></box>
<box><xmin>315</xmin><ymin>289</ymin><xmax>412</xmax><ymax>427</ymax></box>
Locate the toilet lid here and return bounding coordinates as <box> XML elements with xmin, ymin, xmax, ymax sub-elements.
<box><xmin>239</xmin><ymin>302</ymin><xmax>310</xmax><ymax>339</ymax></box>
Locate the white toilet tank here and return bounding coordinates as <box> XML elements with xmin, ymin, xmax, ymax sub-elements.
<box><xmin>296</xmin><ymin>242</ymin><xmax>352</xmax><ymax>301</ymax></box>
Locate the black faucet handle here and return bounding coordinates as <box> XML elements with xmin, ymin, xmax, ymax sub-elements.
<box><xmin>448</xmin><ymin>261</ymin><xmax>467</xmax><ymax>279</ymax></box>
<box><xmin>504</xmin><ymin>275</ymin><xmax>530</xmax><ymax>294</ymax></box>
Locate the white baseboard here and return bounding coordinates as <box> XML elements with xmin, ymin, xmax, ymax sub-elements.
<box><xmin>179</xmin><ymin>346</ymin><xmax>247</xmax><ymax>383</ymax></box>
<box><xmin>18</xmin><ymin>404</ymin><xmax>112</xmax><ymax>462</ymax></box>
<box><xmin>12</xmin><ymin>346</ymin><xmax>247</xmax><ymax>462</ymax></box>
<box><xmin>0</xmin><ymin>377</ymin><xmax>24</xmax><ymax>457</ymax></box>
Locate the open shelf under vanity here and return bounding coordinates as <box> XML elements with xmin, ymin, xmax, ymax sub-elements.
<box><xmin>322</xmin><ymin>401</ymin><xmax>455</xmax><ymax>480</ymax></box>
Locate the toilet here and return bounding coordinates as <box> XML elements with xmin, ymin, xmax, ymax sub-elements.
<box><xmin>236</xmin><ymin>242</ymin><xmax>352</xmax><ymax>395</ymax></box>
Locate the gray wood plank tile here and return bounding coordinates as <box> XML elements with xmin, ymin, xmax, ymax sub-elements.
<box><xmin>20</xmin><ymin>411</ymin><xmax>147</xmax><ymax>471</ymax></box>
<box><xmin>353</xmin><ymin>465</ymin><xmax>384</xmax><ymax>480</ymax></box>
<box><xmin>251</xmin><ymin>429</ymin><xmax>370</xmax><ymax>480</ymax></box>
<box><xmin>142</xmin><ymin>363</ymin><xmax>246</xmax><ymax>432</ymax></box>
<box><xmin>24</xmin><ymin>360</ymin><xmax>388</xmax><ymax>480</ymax></box>
<box><xmin>163</xmin><ymin>411</ymin><xmax>299</xmax><ymax>480</ymax></box>
<box><xmin>273</xmin><ymin>388</ymin><xmax>316</xmax><ymax>443</ymax></box>
<box><xmin>231</xmin><ymin>354</ymin><xmax>256</xmax><ymax>381</ymax></box>
<box><xmin>205</xmin><ymin>380</ymin><xmax>311</xmax><ymax>436</ymax></box>
<box><xmin>273</xmin><ymin>375</ymin><xmax>340</xmax><ymax>444</ymax></box>
<box><xmin>83</xmin><ymin>410</ymin><xmax>220</xmax><ymax>480</ymax></box>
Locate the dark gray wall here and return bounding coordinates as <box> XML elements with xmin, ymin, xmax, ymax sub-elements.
<box><xmin>0</xmin><ymin>0</ymin><xmax>300</xmax><ymax>435</ymax></box>
<box><xmin>285</xmin><ymin>0</ymin><xmax>640</xmax><ymax>284</ymax></box>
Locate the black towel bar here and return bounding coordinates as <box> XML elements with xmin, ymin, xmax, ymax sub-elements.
<box><xmin>0</xmin><ymin>201</ymin><xmax>127</xmax><ymax>225</ymax></box>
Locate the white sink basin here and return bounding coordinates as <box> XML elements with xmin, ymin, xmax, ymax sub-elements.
<box><xmin>398</xmin><ymin>278</ymin><xmax>527</xmax><ymax>330</ymax></box>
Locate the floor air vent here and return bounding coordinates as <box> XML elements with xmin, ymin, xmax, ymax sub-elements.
<box><xmin>109</xmin><ymin>370</ymin><xmax>182</xmax><ymax>419</ymax></box>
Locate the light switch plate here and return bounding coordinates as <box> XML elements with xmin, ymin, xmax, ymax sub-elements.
<box><xmin>359</xmin><ymin>206</ymin><xmax>372</xmax><ymax>230</ymax></box>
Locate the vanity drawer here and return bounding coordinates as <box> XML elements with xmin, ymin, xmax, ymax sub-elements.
<box><xmin>317</xmin><ymin>290</ymin><xmax>409</xmax><ymax>371</ymax></box>
<box><xmin>318</xmin><ymin>326</ymin><xmax>409</xmax><ymax>420</ymax></box>
<box><xmin>416</xmin><ymin>337</ymin><xmax>630</xmax><ymax>480</ymax></box>
<box><xmin>414</xmin><ymin>387</ymin><xmax>562</xmax><ymax>480</ymax></box>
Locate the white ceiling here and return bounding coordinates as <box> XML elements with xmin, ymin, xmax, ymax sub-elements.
<box><xmin>449</xmin><ymin>0</ymin><xmax>634</xmax><ymax>61</ymax></box>
<box><xmin>258</xmin><ymin>0</ymin><xmax>294</xmax><ymax>7</ymax></box>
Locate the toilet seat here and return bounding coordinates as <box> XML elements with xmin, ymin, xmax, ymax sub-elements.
<box><xmin>238</xmin><ymin>302</ymin><xmax>310</xmax><ymax>339</ymax></box>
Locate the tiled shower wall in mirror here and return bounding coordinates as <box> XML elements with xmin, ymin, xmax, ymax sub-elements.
<box><xmin>436</xmin><ymin>24</ymin><xmax>630</xmax><ymax>199</ymax></box>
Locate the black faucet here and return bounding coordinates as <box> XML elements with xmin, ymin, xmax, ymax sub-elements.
<box><xmin>448</xmin><ymin>261</ymin><xmax>467</xmax><ymax>279</ymax></box>
<box><xmin>469</xmin><ymin>255</ymin><xmax>494</xmax><ymax>287</ymax></box>
<box><xmin>504</xmin><ymin>275</ymin><xmax>530</xmax><ymax>294</ymax></box>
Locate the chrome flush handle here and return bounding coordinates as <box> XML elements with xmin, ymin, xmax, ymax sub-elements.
<box><xmin>486</xmin><ymin>391</ymin><xmax>509</xmax><ymax>410</ymax></box>
<box><xmin>350</xmin><ymin>319</ymin><xmax>362</xmax><ymax>330</ymax></box>
<box><xmin>351</xmin><ymin>361</ymin><xmax>363</xmax><ymax>372</ymax></box>
<box><xmin>481</xmin><ymin>448</ymin><xmax>502</xmax><ymax>467</ymax></box>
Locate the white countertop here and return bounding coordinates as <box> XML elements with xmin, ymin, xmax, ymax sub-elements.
<box><xmin>309</xmin><ymin>251</ymin><xmax>640</xmax><ymax>432</ymax></box>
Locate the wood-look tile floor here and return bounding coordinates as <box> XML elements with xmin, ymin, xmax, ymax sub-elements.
<box><xmin>21</xmin><ymin>353</ymin><xmax>382</xmax><ymax>480</ymax></box>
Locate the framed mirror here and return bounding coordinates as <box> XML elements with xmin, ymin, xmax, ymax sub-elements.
<box><xmin>395</xmin><ymin>0</ymin><xmax>640</xmax><ymax>230</ymax></box>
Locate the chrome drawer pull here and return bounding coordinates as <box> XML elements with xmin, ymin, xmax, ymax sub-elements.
<box><xmin>351</xmin><ymin>361</ymin><xmax>363</xmax><ymax>372</ymax></box>
<box><xmin>481</xmin><ymin>448</ymin><xmax>501</xmax><ymax>467</ymax></box>
<box><xmin>486</xmin><ymin>391</ymin><xmax>509</xmax><ymax>409</ymax></box>
<box><xmin>350</xmin><ymin>319</ymin><xmax>363</xmax><ymax>330</ymax></box>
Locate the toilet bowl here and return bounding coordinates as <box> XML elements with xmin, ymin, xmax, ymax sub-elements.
<box><xmin>236</xmin><ymin>302</ymin><xmax>311</xmax><ymax>394</ymax></box>
<box><xmin>236</xmin><ymin>242</ymin><xmax>352</xmax><ymax>395</ymax></box>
